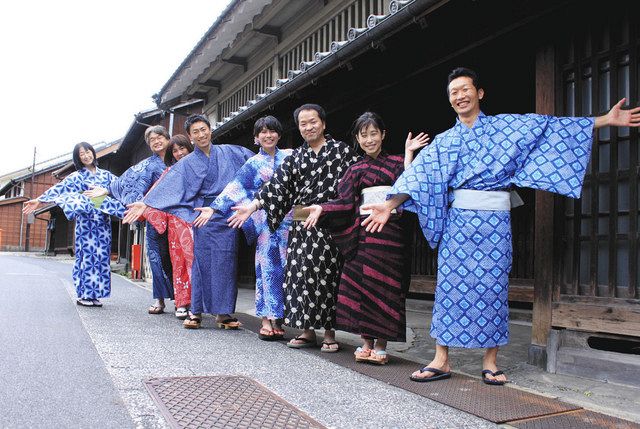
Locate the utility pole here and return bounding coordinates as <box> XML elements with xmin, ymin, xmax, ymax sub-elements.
<box><xmin>24</xmin><ymin>147</ymin><xmax>36</xmax><ymax>252</ymax></box>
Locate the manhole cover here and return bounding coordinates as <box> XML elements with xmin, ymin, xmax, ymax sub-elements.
<box><xmin>144</xmin><ymin>375</ymin><xmax>326</xmax><ymax>429</ymax></box>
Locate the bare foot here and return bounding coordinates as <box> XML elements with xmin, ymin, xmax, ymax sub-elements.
<box><xmin>482</xmin><ymin>361</ymin><xmax>508</xmax><ymax>384</ymax></box>
<box><xmin>410</xmin><ymin>358</ymin><xmax>451</xmax><ymax>380</ymax></box>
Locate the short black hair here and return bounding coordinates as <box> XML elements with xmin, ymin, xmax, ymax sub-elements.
<box><xmin>72</xmin><ymin>142</ymin><xmax>97</xmax><ymax>171</ymax></box>
<box><xmin>164</xmin><ymin>134</ymin><xmax>194</xmax><ymax>166</ymax></box>
<box><xmin>253</xmin><ymin>115</ymin><xmax>283</xmax><ymax>137</ymax></box>
<box><xmin>184</xmin><ymin>114</ymin><xmax>211</xmax><ymax>134</ymax></box>
<box><xmin>447</xmin><ymin>67</ymin><xmax>481</xmax><ymax>93</ymax></box>
<box><xmin>293</xmin><ymin>103</ymin><xmax>326</xmax><ymax>126</ymax></box>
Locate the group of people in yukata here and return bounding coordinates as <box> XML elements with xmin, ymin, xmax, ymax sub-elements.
<box><xmin>24</xmin><ymin>67</ymin><xmax>640</xmax><ymax>386</ymax></box>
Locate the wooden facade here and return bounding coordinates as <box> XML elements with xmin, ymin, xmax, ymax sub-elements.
<box><xmin>153</xmin><ymin>0</ymin><xmax>639</xmax><ymax>380</ymax></box>
<box><xmin>0</xmin><ymin>166</ymin><xmax>66</xmax><ymax>251</ymax></box>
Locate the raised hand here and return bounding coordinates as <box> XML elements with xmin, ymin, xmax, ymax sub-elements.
<box><xmin>123</xmin><ymin>201</ymin><xmax>147</xmax><ymax>224</ymax></box>
<box><xmin>405</xmin><ymin>131</ymin><xmax>430</xmax><ymax>153</ymax></box>
<box><xmin>22</xmin><ymin>199</ymin><xmax>41</xmax><ymax>215</ymax></box>
<box><xmin>360</xmin><ymin>202</ymin><xmax>392</xmax><ymax>233</ymax></box>
<box><xmin>596</xmin><ymin>98</ymin><xmax>640</xmax><ymax>129</ymax></box>
<box><xmin>227</xmin><ymin>203</ymin><xmax>256</xmax><ymax>229</ymax></box>
<box><xmin>83</xmin><ymin>186</ymin><xmax>108</xmax><ymax>198</ymax></box>
<box><xmin>193</xmin><ymin>207</ymin><xmax>214</xmax><ymax>228</ymax></box>
<box><xmin>301</xmin><ymin>205</ymin><xmax>322</xmax><ymax>229</ymax></box>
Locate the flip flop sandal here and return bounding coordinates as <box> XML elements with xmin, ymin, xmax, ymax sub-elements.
<box><xmin>287</xmin><ymin>336</ymin><xmax>317</xmax><ymax>349</ymax></box>
<box><xmin>217</xmin><ymin>318</ymin><xmax>241</xmax><ymax>329</ymax></box>
<box><xmin>321</xmin><ymin>341</ymin><xmax>340</xmax><ymax>353</ymax></box>
<box><xmin>410</xmin><ymin>367</ymin><xmax>452</xmax><ymax>382</ymax></box>
<box><xmin>271</xmin><ymin>327</ymin><xmax>285</xmax><ymax>339</ymax></box>
<box><xmin>259</xmin><ymin>327</ymin><xmax>277</xmax><ymax>341</ymax></box>
<box><xmin>368</xmin><ymin>350</ymin><xmax>389</xmax><ymax>365</ymax></box>
<box><xmin>148</xmin><ymin>305</ymin><xmax>165</xmax><ymax>314</ymax></box>
<box><xmin>481</xmin><ymin>369</ymin><xmax>507</xmax><ymax>386</ymax></box>
<box><xmin>76</xmin><ymin>299</ymin><xmax>94</xmax><ymax>307</ymax></box>
<box><xmin>183</xmin><ymin>315</ymin><xmax>202</xmax><ymax>329</ymax></box>
<box><xmin>91</xmin><ymin>299</ymin><xmax>103</xmax><ymax>307</ymax></box>
<box><xmin>354</xmin><ymin>347</ymin><xmax>372</xmax><ymax>362</ymax></box>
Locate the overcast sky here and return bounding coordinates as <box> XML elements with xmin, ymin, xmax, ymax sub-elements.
<box><xmin>0</xmin><ymin>0</ymin><xmax>230</xmax><ymax>176</ymax></box>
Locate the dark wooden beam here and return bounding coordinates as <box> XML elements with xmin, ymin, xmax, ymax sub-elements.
<box><xmin>222</xmin><ymin>56</ymin><xmax>248</xmax><ymax>73</ymax></box>
<box><xmin>529</xmin><ymin>44</ymin><xmax>555</xmax><ymax>365</ymax></box>
<box><xmin>253</xmin><ymin>25</ymin><xmax>281</xmax><ymax>43</ymax></box>
<box><xmin>201</xmin><ymin>79</ymin><xmax>221</xmax><ymax>90</ymax></box>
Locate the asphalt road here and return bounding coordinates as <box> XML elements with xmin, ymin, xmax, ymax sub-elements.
<box><xmin>0</xmin><ymin>255</ymin><xmax>133</xmax><ymax>429</ymax></box>
<box><xmin>0</xmin><ymin>254</ymin><xmax>497</xmax><ymax>429</ymax></box>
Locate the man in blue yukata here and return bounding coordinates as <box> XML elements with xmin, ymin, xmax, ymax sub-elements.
<box><xmin>123</xmin><ymin>114</ymin><xmax>254</xmax><ymax>330</ymax></box>
<box><xmin>362</xmin><ymin>67</ymin><xmax>640</xmax><ymax>385</ymax></box>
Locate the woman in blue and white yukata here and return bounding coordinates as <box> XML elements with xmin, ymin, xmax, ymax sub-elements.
<box><xmin>213</xmin><ymin>116</ymin><xmax>293</xmax><ymax>341</ymax></box>
<box><xmin>23</xmin><ymin>142</ymin><xmax>125</xmax><ymax>307</ymax></box>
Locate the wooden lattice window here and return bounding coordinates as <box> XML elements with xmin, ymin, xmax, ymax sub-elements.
<box><xmin>558</xmin><ymin>11</ymin><xmax>639</xmax><ymax>299</ymax></box>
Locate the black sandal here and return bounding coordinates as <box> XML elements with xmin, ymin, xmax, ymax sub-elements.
<box><xmin>286</xmin><ymin>336</ymin><xmax>316</xmax><ymax>349</ymax></box>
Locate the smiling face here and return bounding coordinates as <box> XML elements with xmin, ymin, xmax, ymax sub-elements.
<box><xmin>448</xmin><ymin>76</ymin><xmax>484</xmax><ymax>118</ymax></box>
<box><xmin>147</xmin><ymin>132</ymin><xmax>171</xmax><ymax>155</ymax></box>
<box><xmin>256</xmin><ymin>127</ymin><xmax>280</xmax><ymax>152</ymax></box>
<box><xmin>297</xmin><ymin>109</ymin><xmax>326</xmax><ymax>145</ymax></box>
<box><xmin>356</xmin><ymin>123</ymin><xmax>384</xmax><ymax>158</ymax></box>
<box><xmin>188</xmin><ymin>121</ymin><xmax>212</xmax><ymax>150</ymax></box>
<box><xmin>77</xmin><ymin>147</ymin><xmax>95</xmax><ymax>168</ymax></box>
<box><xmin>172</xmin><ymin>144</ymin><xmax>190</xmax><ymax>161</ymax></box>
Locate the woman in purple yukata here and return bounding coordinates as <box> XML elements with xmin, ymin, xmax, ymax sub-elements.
<box><xmin>362</xmin><ymin>67</ymin><xmax>640</xmax><ymax>385</ymax></box>
<box><xmin>303</xmin><ymin>112</ymin><xmax>428</xmax><ymax>364</ymax></box>
<box><xmin>212</xmin><ymin>116</ymin><xmax>292</xmax><ymax>341</ymax></box>
<box><xmin>123</xmin><ymin>114</ymin><xmax>254</xmax><ymax>330</ymax></box>
<box><xmin>23</xmin><ymin>143</ymin><xmax>125</xmax><ymax>307</ymax></box>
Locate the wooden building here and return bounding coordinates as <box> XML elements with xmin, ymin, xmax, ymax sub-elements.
<box><xmin>151</xmin><ymin>0</ymin><xmax>640</xmax><ymax>384</ymax></box>
<box><xmin>0</xmin><ymin>158</ymin><xmax>68</xmax><ymax>252</ymax></box>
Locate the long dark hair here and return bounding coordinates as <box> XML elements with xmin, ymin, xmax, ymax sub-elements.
<box><xmin>72</xmin><ymin>142</ymin><xmax>97</xmax><ymax>171</ymax></box>
<box><xmin>164</xmin><ymin>134</ymin><xmax>194</xmax><ymax>165</ymax></box>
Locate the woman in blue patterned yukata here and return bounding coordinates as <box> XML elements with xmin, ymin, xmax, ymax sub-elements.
<box><xmin>23</xmin><ymin>143</ymin><xmax>125</xmax><ymax>307</ymax></box>
<box><xmin>212</xmin><ymin>116</ymin><xmax>292</xmax><ymax>341</ymax></box>
<box><xmin>362</xmin><ymin>67</ymin><xmax>640</xmax><ymax>385</ymax></box>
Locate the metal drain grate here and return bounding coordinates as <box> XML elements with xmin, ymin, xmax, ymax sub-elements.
<box><xmin>144</xmin><ymin>376</ymin><xmax>325</xmax><ymax>429</ymax></box>
<box><xmin>510</xmin><ymin>410</ymin><xmax>640</xmax><ymax>429</ymax></box>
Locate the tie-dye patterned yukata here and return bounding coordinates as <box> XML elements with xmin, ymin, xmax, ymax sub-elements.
<box><xmin>38</xmin><ymin>168</ymin><xmax>125</xmax><ymax>300</ymax></box>
<box><xmin>211</xmin><ymin>147</ymin><xmax>293</xmax><ymax>319</ymax></box>
<box><xmin>109</xmin><ymin>154</ymin><xmax>173</xmax><ymax>301</ymax></box>
<box><xmin>390</xmin><ymin>113</ymin><xmax>594</xmax><ymax>348</ymax></box>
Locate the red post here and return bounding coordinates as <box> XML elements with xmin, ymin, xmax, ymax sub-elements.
<box><xmin>131</xmin><ymin>244</ymin><xmax>141</xmax><ymax>279</ymax></box>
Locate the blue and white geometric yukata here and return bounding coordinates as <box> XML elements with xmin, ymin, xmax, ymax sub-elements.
<box><xmin>390</xmin><ymin>113</ymin><xmax>594</xmax><ymax>348</ymax></box>
<box><xmin>38</xmin><ymin>168</ymin><xmax>125</xmax><ymax>300</ymax></box>
<box><xmin>109</xmin><ymin>154</ymin><xmax>173</xmax><ymax>301</ymax></box>
<box><xmin>212</xmin><ymin>147</ymin><xmax>293</xmax><ymax>319</ymax></box>
<box><xmin>143</xmin><ymin>144</ymin><xmax>254</xmax><ymax>315</ymax></box>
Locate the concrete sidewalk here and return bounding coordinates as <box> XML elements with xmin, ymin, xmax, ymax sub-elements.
<box><xmin>130</xmin><ymin>273</ymin><xmax>640</xmax><ymax>425</ymax></box>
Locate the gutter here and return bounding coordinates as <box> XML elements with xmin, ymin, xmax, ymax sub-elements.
<box><xmin>212</xmin><ymin>0</ymin><xmax>442</xmax><ymax>138</ymax></box>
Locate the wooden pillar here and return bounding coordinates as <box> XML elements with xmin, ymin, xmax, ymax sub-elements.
<box><xmin>528</xmin><ymin>44</ymin><xmax>555</xmax><ymax>368</ymax></box>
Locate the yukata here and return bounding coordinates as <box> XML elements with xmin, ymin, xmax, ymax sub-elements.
<box><xmin>144</xmin><ymin>207</ymin><xmax>193</xmax><ymax>309</ymax></box>
<box><xmin>258</xmin><ymin>138</ymin><xmax>360</xmax><ymax>330</ymax></box>
<box><xmin>390</xmin><ymin>112</ymin><xmax>594</xmax><ymax>348</ymax></box>
<box><xmin>38</xmin><ymin>168</ymin><xmax>125</xmax><ymax>300</ymax></box>
<box><xmin>212</xmin><ymin>147</ymin><xmax>293</xmax><ymax>319</ymax></box>
<box><xmin>143</xmin><ymin>144</ymin><xmax>254</xmax><ymax>315</ymax></box>
<box><xmin>320</xmin><ymin>152</ymin><xmax>407</xmax><ymax>341</ymax></box>
<box><xmin>109</xmin><ymin>155</ymin><xmax>173</xmax><ymax>301</ymax></box>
